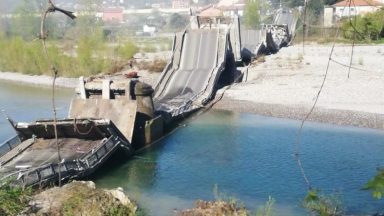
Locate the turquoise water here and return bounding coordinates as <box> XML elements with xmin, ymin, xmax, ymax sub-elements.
<box><xmin>93</xmin><ymin>110</ymin><xmax>384</xmax><ymax>215</ymax></box>
<box><xmin>0</xmin><ymin>80</ymin><xmax>73</xmax><ymax>140</ymax></box>
<box><xmin>1</xmin><ymin>81</ymin><xmax>384</xmax><ymax>215</ymax></box>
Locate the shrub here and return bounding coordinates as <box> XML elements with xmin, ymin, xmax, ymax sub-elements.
<box><xmin>341</xmin><ymin>10</ymin><xmax>384</xmax><ymax>41</ymax></box>
<box><xmin>302</xmin><ymin>190</ymin><xmax>344</xmax><ymax>216</ymax></box>
<box><xmin>364</xmin><ymin>169</ymin><xmax>384</xmax><ymax>199</ymax></box>
<box><xmin>0</xmin><ymin>36</ymin><xmax>139</xmax><ymax>77</ymax></box>
<box><xmin>116</xmin><ymin>40</ymin><xmax>138</xmax><ymax>59</ymax></box>
<box><xmin>0</xmin><ymin>184</ymin><xmax>32</xmax><ymax>216</ymax></box>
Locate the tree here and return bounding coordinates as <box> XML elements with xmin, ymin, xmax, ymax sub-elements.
<box><xmin>286</xmin><ymin>0</ymin><xmax>303</xmax><ymax>7</ymax></box>
<box><xmin>244</xmin><ymin>0</ymin><xmax>261</xmax><ymax>29</ymax></box>
<box><xmin>341</xmin><ymin>9</ymin><xmax>384</xmax><ymax>41</ymax></box>
<box><xmin>323</xmin><ymin>0</ymin><xmax>337</xmax><ymax>5</ymax></box>
<box><xmin>8</xmin><ymin>0</ymin><xmax>44</xmax><ymax>40</ymax></box>
<box><xmin>169</xmin><ymin>13</ymin><xmax>189</xmax><ymax>30</ymax></box>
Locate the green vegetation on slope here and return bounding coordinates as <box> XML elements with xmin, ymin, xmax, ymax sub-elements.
<box><xmin>0</xmin><ymin>184</ymin><xmax>32</xmax><ymax>216</ymax></box>
<box><xmin>0</xmin><ymin>35</ymin><xmax>138</xmax><ymax>77</ymax></box>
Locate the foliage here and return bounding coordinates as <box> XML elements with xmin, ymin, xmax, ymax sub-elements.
<box><xmin>286</xmin><ymin>0</ymin><xmax>303</xmax><ymax>7</ymax></box>
<box><xmin>0</xmin><ymin>183</ymin><xmax>32</xmax><ymax>216</ymax></box>
<box><xmin>116</xmin><ymin>40</ymin><xmax>139</xmax><ymax>59</ymax></box>
<box><xmin>323</xmin><ymin>0</ymin><xmax>337</xmax><ymax>5</ymax></box>
<box><xmin>60</xmin><ymin>182</ymin><xmax>136</xmax><ymax>216</ymax></box>
<box><xmin>244</xmin><ymin>0</ymin><xmax>261</xmax><ymax>29</ymax></box>
<box><xmin>0</xmin><ymin>35</ymin><xmax>139</xmax><ymax>77</ymax></box>
<box><xmin>212</xmin><ymin>184</ymin><xmax>275</xmax><ymax>216</ymax></box>
<box><xmin>285</xmin><ymin>0</ymin><xmax>336</xmax><ymax>8</ymax></box>
<box><xmin>147</xmin><ymin>11</ymin><xmax>167</xmax><ymax>29</ymax></box>
<box><xmin>364</xmin><ymin>169</ymin><xmax>384</xmax><ymax>199</ymax></box>
<box><xmin>141</xmin><ymin>44</ymin><xmax>157</xmax><ymax>53</ymax></box>
<box><xmin>341</xmin><ymin>10</ymin><xmax>384</xmax><ymax>41</ymax></box>
<box><xmin>302</xmin><ymin>190</ymin><xmax>344</xmax><ymax>216</ymax></box>
<box><xmin>169</xmin><ymin>13</ymin><xmax>189</xmax><ymax>30</ymax></box>
<box><xmin>255</xmin><ymin>196</ymin><xmax>275</xmax><ymax>216</ymax></box>
<box><xmin>0</xmin><ymin>36</ymin><xmax>49</xmax><ymax>75</ymax></box>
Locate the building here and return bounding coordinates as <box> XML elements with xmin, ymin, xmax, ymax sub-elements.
<box><xmin>199</xmin><ymin>6</ymin><xmax>224</xmax><ymax>17</ymax></box>
<box><xmin>333</xmin><ymin>0</ymin><xmax>382</xmax><ymax>18</ymax></box>
<box><xmin>217</xmin><ymin>0</ymin><xmax>245</xmax><ymax>16</ymax></box>
<box><xmin>102</xmin><ymin>7</ymin><xmax>124</xmax><ymax>23</ymax></box>
<box><xmin>323</xmin><ymin>0</ymin><xmax>383</xmax><ymax>27</ymax></box>
<box><xmin>172</xmin><ymin>0</ymin><xmax>190</xmax><ymax>9</ymax></box>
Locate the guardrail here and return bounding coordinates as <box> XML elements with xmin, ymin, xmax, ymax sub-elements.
<box><xmin>3</xmin><ymin>134</ymin><xmax>132</xmax><ymax>187</ymax></box>
<box><xmin>0</xmin><ymin>135</ymin><xmax>21</xmax><ymax>158</ymax></box>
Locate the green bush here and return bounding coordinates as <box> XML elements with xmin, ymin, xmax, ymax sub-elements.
<box><xmin>0</xmin><ymin>184</ymin><xmax>32</xmax><ymax>216</ymax></box>
<box><xmin>116</xmin><ymin>41</ymin><xmax>138</xmax><ymax>59</ymax></box>
<box><xmin>302</xmin><ymin>190</ymin><xmax>344</xmax><ymax>216</ymax></box>
<box><xmin>0</xmin><ymin>36</ymin><xmax>49</xmax><ymax>75</ymax></box>
<box><xmin>341</xmin><ymin>10</ymin><xmax>384</xmax><ymax>41</ymax></box>
<box><xmin>0</xmin><ymin>35</ymin><xmax>139</xmax><ymax>77</ymax></box>
<box><xmin>364</xmin><ymin>169</ymin><xmax>384</xmax><ymax>199</ymax></box>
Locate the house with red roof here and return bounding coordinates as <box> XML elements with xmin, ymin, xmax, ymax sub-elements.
<box><xmin>102</xmin><ymin>7</ymin><xmax>124</xmax><ymax>23</ymax></box>
<box><xmin>217</xmin><ymin>0</ymin><xmax>245</xmax><ymax>16</ymax></box>
<box><xmin>324</xmin><ymin>0</ymin><xmax>383</xmax><ymax>27</ymax></box>
<box><xmin>333</xmin><ymin>0</ymin><xmax>382</xmax><ymax>17</ymax></box>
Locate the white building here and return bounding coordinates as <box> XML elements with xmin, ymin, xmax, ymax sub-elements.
<box><xmin>217</xmin><ymin>0</ymin><xmax>245</xmax><ymax>16</ymax></box>
<box><xmin>324</xmin><ymin>0</ymin><xmax>383</xmax><ymax>27</ymax></box>
<box><xmin>172</xmin><ymin>0</ymin><xmax>190</xmax><ymax>9</ymax></box>
<box><xmin>333</xmin><ymin>0</ymin><xmax>383</xmax><ymax>18</ymax></box>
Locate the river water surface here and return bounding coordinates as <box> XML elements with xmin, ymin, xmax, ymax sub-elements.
<box><xmin>0</xmin><ymin>80</ymin><xmax>73</xmax><ymax>139</ymax></box>
<box><xmin>1</xmin><ymin>81</ymin><xmax>384</xmax><ymax>215</ymax></box>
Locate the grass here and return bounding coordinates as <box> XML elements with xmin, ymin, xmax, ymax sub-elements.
<box><xmin>0</xmin><ymin>181</ymin><xmax>138</xmax><ymax>216</ymax></box>
<box><xmin>212</xmin><ymin>184</ymin><xmax>275</xmax><ymax>216</ymax></box>
<box><xmin>137</xmin><ymin>58</ymin><xmax>168</xmax><ymax>73</ymax></box>
<box><xmin>0</xmin><ymin>183</ymin><xmax>33</xmax><ymax>216</ymax></box>
<box><xmin>58</xmin><ymin>182</ymin><xmax>137</xmax><ymax>216</ymax></box>
<box><xmin>61</xmin><ymin>183</ymin><xmax>135</xmax><ymax>216</ymax></box>
<box><xmin>358</xmin><ymin>57</ymin><xmax>364</xmax><ymax>66</ymax></box>
<box><xmin>255</xmin><ymin>196</ymin><xmax>275</xmax><ymax>216</ymax></box>
<box><xmin>302</xmin><ymin>190</ymin><xmax>344</xmax><ymax>216</ymax></box>
<box><xmin>0</xmin><ymin>36</ymin><xmax>139</xmax><ymax>77</ymax></box>
<box><xmin>293</xmin><ymin>24</ymin><xmax>384</xmax><ymax>45</ymax></box>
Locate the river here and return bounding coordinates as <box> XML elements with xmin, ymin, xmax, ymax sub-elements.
<box><xmin>0</xmin><ymin>80</ymin><xmax>73</xmax><ymax>139</ymax></box>
<box><xmin>1</xmin><ymin>81</ymin><xmax>384</xmax><ymax>215</ymax></box>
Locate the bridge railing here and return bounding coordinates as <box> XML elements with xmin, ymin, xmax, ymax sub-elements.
<box><xmin>2</xmin><ymin>134</ymin><xmax>132</xmax><ymax>187</ymax></box>
<box><xmin>0</xmin><ymin>135</ymin><xmax>21</xmax><ymax>158</ymax></box>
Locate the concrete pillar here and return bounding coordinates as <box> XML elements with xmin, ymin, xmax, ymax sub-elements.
<box><xmin>134</xmin><ymin>82</ymin><xmax>154</xmax><ymax>118</ymax></box>
<box><xmin>102</xmin><ymin>79</ymin><xmax>111</xmax><ymax>99</ymax></box>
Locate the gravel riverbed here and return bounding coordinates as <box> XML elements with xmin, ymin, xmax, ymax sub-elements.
<box><xmin>214</xmin><ymin>44</ymin><xmax>384</xmax><ymax>129</ymax></box>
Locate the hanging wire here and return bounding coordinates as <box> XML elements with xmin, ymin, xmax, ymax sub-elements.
<box><xmin>39</xmin><ymin>0</ymin><xmax>76</xmax><ymax>187</ymax></box>
<box><xmin>293</xmin><ymin>0</ymin><xmax>384</xmax><ymax>191</ymax></box>
<box><xmin>302</xmin><ymin>0</ymin><xmax>308</xmax><ymax>54</ymax></box>
<box><xmin>347</xmin><ymin>0</ymin><xmax>357</xmax><ymax>78</ymax></box>
<box><xmin>330</xmin><ymin>58</ymin><xmax>380</xmax><ymax>73</ymax></box>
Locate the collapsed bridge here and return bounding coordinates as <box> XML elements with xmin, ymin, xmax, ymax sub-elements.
<box><xmin>0</xmin><ymin>9</ymin><xmax>298</xmax><ymax>187</ymax></box>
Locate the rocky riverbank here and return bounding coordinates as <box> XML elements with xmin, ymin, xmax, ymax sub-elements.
<box><xmin>23</xmin><ymin>181</ymin><xmax>137</xmax><ymax>216</ymax></box>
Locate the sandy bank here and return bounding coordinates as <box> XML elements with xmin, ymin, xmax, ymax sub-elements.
<box><xmin>0</xmin><ymin>69</ymin><xmax>161</xmax><ymax>89</ymax></box>
<box><xmin>0</xmin><ymin>72</ymin><xmax>78</xmax><ymax>88</ymax></box>
<box><xmin>214</xmin><ymin>44</ymin><xmax>384</xmax><ymax>129</ymax></box>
